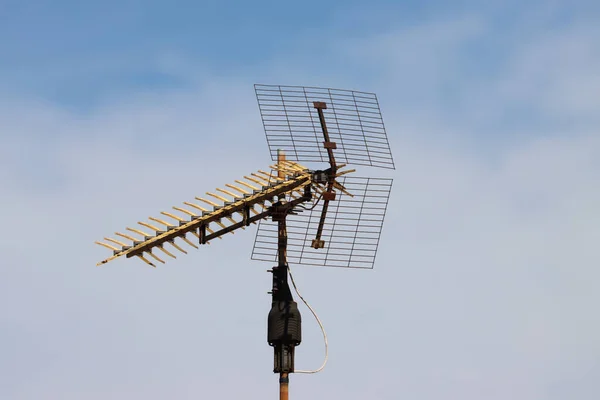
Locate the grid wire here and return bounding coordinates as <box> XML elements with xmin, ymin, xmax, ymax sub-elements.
<box><xmin>255</xmin><ymin>84</ymin><xmax>395</xmax><ymax>170</ymax></box>
<box><xmin>251</xmin><ymin>176</ymin><xmax>393</xmax><ymax>269</ymax></box>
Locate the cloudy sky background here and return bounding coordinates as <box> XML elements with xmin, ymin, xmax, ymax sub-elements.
<box><xmin>1</xmin><ymin>1</ymin><xmax>599</xmax><ymax>399</ymax></box>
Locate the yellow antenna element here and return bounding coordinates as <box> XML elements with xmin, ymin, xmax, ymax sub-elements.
<box><xmin>187</xmin><ymin>208</ymin><xmax>228</xmax><ymax>230</ymax></box>
<box><xmin>126</xmin><ymin>227</ymin><xmax>151</xmax><ymax>237</ymax></box>
<box><xmin>270</xmin><ymin>167</ymin><xmax>297</xmax><ymax>177</ymax></box>
<box><xmin>255</xmin><ymin>170</ymin><xmax>282</xmax><ymax>182</ymax></box>
<box><xmin>160</xmin><ymin>211</ymin><xmax>184</xmax><ymax>222</ymax></box>
<box><xmin>137</xmin><ymin>254</ymin><xmax>156</xmax><ymax>267</ymax></box>
<box><xmin>115</xmin><ymin>232</ymin><xmax>137</xmax><ymax>242</ymax></box>
<box><xmin>95</xmin><ymin>241</ymin><xmax>119</xmax><ymax>251</ymax></box>
<box><xmin>336</xmin><ymin>168</ymin><xmax>356</xmax><ymax>178</ymax></box>
<box><xmin>216</xmin><ymin>221</ymin><xmax>230</xmax><ymax>231</ymax></box>
<box><xmin>333</xmin><ymin>182</ymin><xmax>354</xmax><ymax>197</ymax></box>
<box><xmin>173</xmin><ymin>206</ymin><xmax>197</xmax><ymax>217</ymax></box>
<box><xmin>168</xmin><ymin>240</ymin><xmax>187</xmax><ymax>254</ymax></box>
<box><xmin>180</xmin><ymin>236</ymin><xmax>199</xmax><ymax>249</ymax></box>
<box><xmin>270</xmin><ymin>163</ymin><xmax>293</xmax><ymax>174</ymax></box>
<box><xmin>281</xmin><ymin>161</ymin><xmax>305</xmax><ymax>171</ymax></box>
<box><xmin>217</xmin><ymin>188</ymin><xmax>261</xmax><ymax>217</ymax></box>
<box><xmin>148</xmin><ymin>217</ymin><xmax>169</xmax><ymax>226</ymax></box>
<box><xmin>196</xmin><ymin>197</ymin><xmax>220</xmax><ymax>208</ymax></box>
<box><xmin>206</xmin><ymin>192</ymin><xmax>229</xmax><ymax>203</ymax></box>
<box><xmin>235</xmin><ymin>180</ymin><xmax>259</xmax><ymax>191</ymax></box>
<box><xmin>244</xmin><ymin>175</ymin><xmax>266</xmax><ymax>186</ymax></box>
<box><xmin>217</xmin><ymin>197</ymin><xmax>258</xmax><ymax>215</ymax></box>
<box><xmin>105</xmin><ymin>237</ymin><xmax>127</xmax><ymax>247</ymax></box>
<box><xmin>96</xmin><ymin>165</ymin><xmax>312</xmax><ymax>266</ymax></box>
<box><xmin>138</xmin><ymin>221</ymin><xmax>161</xmax><ymax>232</ymax></box>
<box><xmin>157</xmin><ymin>245</ymin><xmax>176</xmax><ymax>259</ymax></box>
<box><xmin>225</xmin><ymin>183</ymin><xmax>250</xmax><ymax>195</ymax></box>
<box><xmin>147</xmin><ymin>251</ymin><xmax>165</xmax><ymax>264</ymax></box>
<box><xmin>271</xmin><ymin>160</ymin><xmax>307</xmax><ymax>175</ymax></box>
<box><xmin>256</xmin><ymin>171</ymin><xmax>301</xmax><ymax>201</ymax></box>
<box><xmin>222</xmin><ymin>185</ymin><xmax>265</xmax><ymax>212</ymax></box>
<box><xmin>188</xmin><ymin>226</ymin><xmax>217</xmax><ymax>242</ymax></box>
<box><xmin>183</xmin><ymin>202</ymin><xmax>208</xmax><ymax>212</ymax></box>
<box><xmin>203</xmin><ymin>194</ymin><xmax>243</xmax><ymax>227</ymax></box>
<box><xmin>224</xmin><ymin>215</ymin><xmax>243</xmax><ymax>228</ymax></box>
<box><xmin>216</xmin><ymin>187</ymin><xmax>239</xmax><ymax>199</ymax></box>
<box><xmin>204</xmin><ymin>227</ymin><xmax>220</xmax><ymax>239</ymax></box>
<box><xmin>166</xmin><ymin>207</ymin><xmax>219</xmax><ymax>241</ymax></box>
<box><xmin>188</xmin><ymin>230</ymin><xmax>204</xmax><ymax>240</ymax></box>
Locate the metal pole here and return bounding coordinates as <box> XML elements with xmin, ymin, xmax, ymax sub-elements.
<box><xmin>278</xmin><ymin>149</ymin><xmax>291</xmax><ymax>400</ymax></box>
<box><xmin>310</xmin><ymin>101</ymin><xmax>338</xmax><ymax>249</ymax></box>
<box><xmin>272</xmin><ymin>212</ymin><xmax>296</xmax><ymax>399</ymax></box>
<box><xmin>280</xmin><ymin>372</ymin><xmax>289</xmax><ymax>400</ymax></box>
<box><xmin>267</xmin><ymin>149</ymin><xmax>305</xmax><ymax>399</ymax></box>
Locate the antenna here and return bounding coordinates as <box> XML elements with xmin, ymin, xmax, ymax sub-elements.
<box><xmin>95</xmin><ymin>84</ymin><xmax>394</xmax><ymax>400</ymax></box>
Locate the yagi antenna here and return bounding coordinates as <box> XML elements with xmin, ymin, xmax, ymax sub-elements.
<box><xmin>95</xmin><ymin>84</ymin><xmax>394</xmax><ymax>400</ymax></box>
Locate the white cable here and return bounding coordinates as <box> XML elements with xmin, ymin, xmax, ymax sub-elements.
<box><xmin>288</xmin><ymin>265</ymin><xmax>328</xmax><ymax>374</ymax></box>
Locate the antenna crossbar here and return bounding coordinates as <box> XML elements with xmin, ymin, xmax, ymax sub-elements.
<box><xmin>96</xmin><ymin>164</ymin><xmax>312</xmax><ymax>267</ymax></box>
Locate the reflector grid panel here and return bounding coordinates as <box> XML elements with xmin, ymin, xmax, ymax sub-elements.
<box><xmin>251</xmin><ymin>177</ymin><xmax>393</xmax><ymax>269</ymax></box>
<box><xmin>255</xmin><ymin>84</ymin><xmax>395</xmax><ymax>170</ymax></box>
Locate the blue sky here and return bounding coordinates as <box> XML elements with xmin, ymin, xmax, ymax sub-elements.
<box><xmin>1</xmin><ymin>1</ymin><xmax>593</xmax><ymax>108</ymax></box>
<box><xmin>1</xmin><ymin>1</ymin><xmax>599</xmax><ymax>399</ymax></box>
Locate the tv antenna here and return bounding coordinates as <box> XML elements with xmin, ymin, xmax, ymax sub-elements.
<box><xmin>95</xmin><ymin>84</ymin><xmax>394</xmax><ymax>400</ymax></box>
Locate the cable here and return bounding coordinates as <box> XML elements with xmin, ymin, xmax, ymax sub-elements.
<box><xmin>288</xmin><ymin>265</ymin><xmax>328</xmax><ymax>374</ymax></box>
<box><xmin>295</xmin><ymin>192</ymin><xmax>323</xmax><ymax>212</ymax></box>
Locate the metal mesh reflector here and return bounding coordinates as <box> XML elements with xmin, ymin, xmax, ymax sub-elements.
<box><xmin>251</xmin><ymin>176</ymin><xmax>393</xmax><ymax>269</ymax></box>
<box><xmin>255</xmin><ymin>84</ymin><xmax>395</xmax><ymax>170</ymax></box>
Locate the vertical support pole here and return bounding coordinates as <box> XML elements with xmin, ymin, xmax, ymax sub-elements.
<box><xmin>267</xmin><ymin>184</ymin><xmax>302</xmax><ymax>400</ymax></box>
<box><xmin>277</xmin><ymin>212</ymin><xmax>288</xmax><ymax>271</ymax></box>
<box><xmin>280</xmin><ymin>373</ymin><xmax>289</xmax><ymax>400</ymax></box>
<box><xmin>271</xmin><ymin>214</ymin><xmax>297</xmax><ymax>396</ymax></box>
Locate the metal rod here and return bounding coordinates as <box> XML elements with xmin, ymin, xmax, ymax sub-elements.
<box><xmin>278</xmin><ymin>212</ymin><xmax>287</xmax><ymax>269</ymax></box>
<box><xmin>274</xmin><ymin>214</ymin><xmax>292</xmax><ymax>400</ymax></box>
<box><xmin>313</xmin><ymin>102</ymin><xmax>337</xmax><ymax>171</ymax></box>
<box><xmin>280</xmin><ymin>373</ymin><xmax>289</xmax><ymax>400</ymax></box>
<box><xmin>266</xmin><ymin>156</ymin><xmax>312</xmax><ymax>398</ymax></box>
<box><xmin>313</xmin><ymin>197</ymin><xmax>331</xmax><ymax>247</ymax></box>
<box><xmin>312</xmin><ymin>102</ymin><xmax>337</xmax><ymax>248</ymax></box>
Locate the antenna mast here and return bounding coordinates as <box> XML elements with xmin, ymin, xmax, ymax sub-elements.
<box><xmin>267</xmin><ymin>150</ymin><xmax>308</xmax><ymax>399</ymax></box>
<box><xmin>94</xmin><ymin>84</ymin><xmax>395</xmax><ymax>400</ymax></box>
